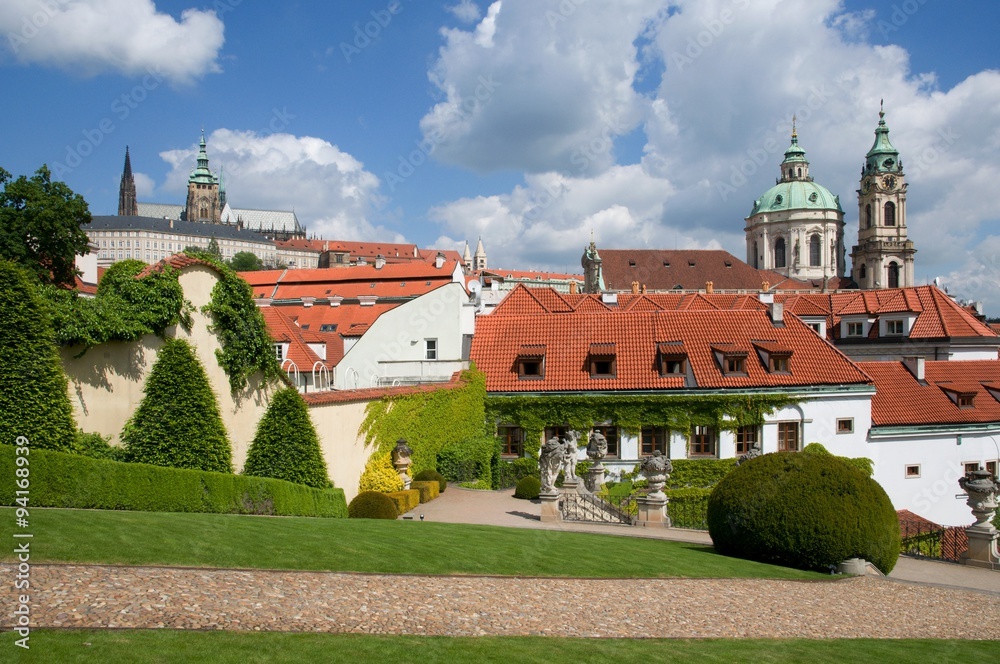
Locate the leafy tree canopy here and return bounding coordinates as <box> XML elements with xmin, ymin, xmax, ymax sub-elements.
<box><xmin>243</xmin><ymin>386</ymin><xmax>331</xmax><ymax>489</ymax></box>
<box><xmin>229</xmin><ymin>251</ymin><xmax>263</xmax><ymax>272</ymax></box>
<box><xmin>0</xmin><ymin>166</ymin><xmax>91</xmax><ymax>286</ymax></box>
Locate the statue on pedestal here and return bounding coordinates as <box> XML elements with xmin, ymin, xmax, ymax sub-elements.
<box><xmin>640</xmin><ymin>450</ymin><xmax>672</xmax><ymax>499</ymax></box>
<box><xmin>561</xmin><ymin>430</ymin><xmax>580</xmax><ymax>481</ymax></box>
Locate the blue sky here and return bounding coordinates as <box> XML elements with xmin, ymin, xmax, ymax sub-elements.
<box><xmin>2</xmin><ymin>1</ymin><xmax>1000</xmax><ymax>309</ymax></box>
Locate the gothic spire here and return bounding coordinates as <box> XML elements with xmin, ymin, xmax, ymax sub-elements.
<box><xmin>118</xmin><ymin>145</ymin><xmax>138</xmax><ymax>216</ymax></box>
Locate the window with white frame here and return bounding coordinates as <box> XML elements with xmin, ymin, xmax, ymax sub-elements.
<box><xmin>425</xmin><ymin>339</ymin><xmax>438</xmax><ymax>360</ymax></box>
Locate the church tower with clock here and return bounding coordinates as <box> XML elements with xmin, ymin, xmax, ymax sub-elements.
<box><xmin>850</xmin><ymin>104</ymin><xmax>916</xmax><ymax>289</ymax></box>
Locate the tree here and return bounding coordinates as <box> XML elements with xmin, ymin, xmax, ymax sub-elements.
<box><xmin>205</xmin><ymin>237</ymin><xmax>222</xmax><ymax>260</ymax></box>
<box><xmin>243</xmin><ymin>386</ymin><xmax>332</xmax><ymax>488</ymax></box>
<box><xmin>0</xmin><ymin>166</ymin><xmax>92</xmax><ymax>286</ymax></box>
<box><xmin>229</xmin><ymin>251</ymin><xmax>263</xmax><ymax>272</ymax></box>
<box><xmin>0</xmin><ymin>260</ymin><xmax>76</xmax><ymax>451</ymax></box>
<box><xmin>121</xmin><ymin>337</ymin><xmax>232</xmax><ymax>473</ymax></box>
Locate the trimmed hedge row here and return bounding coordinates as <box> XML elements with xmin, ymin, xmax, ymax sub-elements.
<box><xmin>410</xmin><ymin>481</ymin><xmax>440</xmax><ymax>503</ymax></box>
<box><xmin>0</xmin><ymin>444</ymin><xmax>346</xmax><ymax>517</ymax></box>
<box><xmin>385</xmin><ymin>489</ymin><xmax>420</xmax><ymax>514</ymax></box>
<box><xmin>438</xmin><ymin>437</ymin><xmax>497</xmax><ymax>487</ymax></box>
<box><xmin>667</xmin><ymin>459</ymin><xmax>738</xmax><ymax>489</ymax></box>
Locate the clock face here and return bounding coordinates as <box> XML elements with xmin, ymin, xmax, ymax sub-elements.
<box><xmin>882</xmin><ymin>175</ymin><xmax>896</xmax><ymax>190</ymax></box>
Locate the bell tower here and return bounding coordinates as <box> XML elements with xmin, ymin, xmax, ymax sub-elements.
<box><xmin>851</xmin><ymin>103</ymin><xmax>916</xmax><ymax>289</ymax></box>
<box><xmin>184</xmin><ymin>130</ymin><xmax>221</xmax><ymax>223</ymax></box>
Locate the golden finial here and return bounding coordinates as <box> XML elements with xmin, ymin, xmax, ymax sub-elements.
<box><xmin>791</xmin><ymin>114</ymin><xmax>797</xmax><ymax>139</ymax></box>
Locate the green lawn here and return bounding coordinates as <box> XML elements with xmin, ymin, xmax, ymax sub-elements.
<box><xmin>0</xmin><ymin>507</ymin><xmax>823</xmax><ymax>579</ymax></box>
<box><xmin>1</xmin><ymin>631</ymin><xmax>993</xmax><ymax>663</ymax></box>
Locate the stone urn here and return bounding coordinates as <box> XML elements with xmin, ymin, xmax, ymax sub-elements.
<box><xmin>640</xmin><ymin>450</ymin><xmax>672</xmax><ymax>500</ymax></box>
<box><xmin>958</xmin><ymin>467</ymin><xmax>1000</xmax><ymax>529</ymax></box>
<box><xmin>584</xmin><ymin>432</ymin><xmax>608</xmax><ymax>492</ymax></box>
<box><xmin>392</xmin><ymin>438</ymin><xmax>413</xmax><ymax>490</ymax></box>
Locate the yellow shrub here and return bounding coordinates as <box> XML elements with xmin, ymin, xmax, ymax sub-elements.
<box><xmin>385</xmin><ymin>489</ymin><xmax>420</xmax><ymax>514</ymax></box>
<box><xmin>358</xmin><ymin>452</ymin><xmax>404</xmax><ymax>493</ymax></box>
<box><xmin>411</xmin><ymin>480</ymin><xmax>440</xmax><ymax>503</ymax></box>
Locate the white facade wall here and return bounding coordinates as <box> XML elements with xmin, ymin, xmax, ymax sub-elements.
<box><xmin>335</xmin><ymin>283</ymin><xmax>474</xmax><ymax>388</ymax></box>
<box><xmin>868</xmin><ymin>427</ymin><xmax>1000</xmax><ymax>527</ymax></box>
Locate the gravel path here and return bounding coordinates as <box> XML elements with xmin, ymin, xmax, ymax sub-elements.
<box><xmin>5</xmin><ymin>563</ymin><xmax>1000</xmax><ymax>639</ymax></box>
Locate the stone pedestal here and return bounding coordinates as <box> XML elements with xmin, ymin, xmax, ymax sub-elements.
<box><xmin>960</xmin><ymin>529</ymin><xmax>1000</xmax><ymax>570</ymax></box>
<box><xmin>636</xmin><ymin>495</ymin><xmax>670</xmax><ymax>528</ymax></box>
<box><xmin>562</xmin><ymin>475</ymin><xmax>580</xmax><ymax>491</ymax></box>
<box><xmin>584</xmin><ymin>466</ymin><xmax>605</xmax><ymax>493</ymax></box>
<box><xmin>539</xmin><ymin>491</ymin><xmax>561</xmax><ymax>522</ymax></box>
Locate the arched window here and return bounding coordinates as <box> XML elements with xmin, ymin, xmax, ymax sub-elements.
<box><xmin>888</xmin><ymin>262</ymin><xmax>900</xmax><ymax>288</ymax></box>
<box><xmin>859</xmin><ymin>264</ymin><xmax>867</xmax><ymax>281</ymax></box>
<box><xmin>865</xmin><ymin>204</ymin><xmax>872</xmax><ymax>228</ymax></box>
<box><xmin>753</xmin><ymin>241</ymin><xmax>759</xmax><ymax>269</ymax></box>
<box><xmin>809</xmin><ymin>235</ymin><xmax>821</xmax><ymax>267</ymax></box>
<box><xmin>884</xmin><ymin>201</ymin><xmax>896</xmax><ymax>226</ymax></box>
<box><xmin>796</xmin><ymin>168</ymin><xmax>801</xmax><ymax>178</ymax></box>
<box><xmin>775</xmin><ymin>238</ymin><xmax>786</xmax><ymax>269</ymax></box>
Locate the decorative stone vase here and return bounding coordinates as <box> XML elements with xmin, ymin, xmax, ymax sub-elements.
<box><xmin>392</xmin><ymin>438</ymin><xmax>413</xmax><ymax>490</ymax></box>
<box><xmin>959</xmin><ymin>467</ymin><xmax>1000</xmax><ymax>529</ymax></box>
<box><xmin>640</xmin><ymin>450</ymin><xmax>672</xmax><ymax>500</ymax></box>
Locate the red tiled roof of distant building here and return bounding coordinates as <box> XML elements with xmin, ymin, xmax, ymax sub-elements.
<box><xmin>260</xmin><ymin>307</ymin><xmax>341</xmax><ymax>369</ymax></box>
<box><xmin>240</xmin><ymin>261</ymin><xmax>461</xmax><ymax>300</ymax></box>
<box><xmin>138</xmin><ymin>252</ymin><xmax>215</xmax><ymax>278</ymax></box>
<box><xmin>477</xmin><ymin>268</ymin><xmax>583</xmax><ymax>282</ymax></box>
<box><xmin>861</xmin><ymin>359</ymin><xmax>1000</xmax><ymax>427</ymax></box>
<box><xmin>597</xmin><ymin>249</ymin><xmax>814</xmax><ymax>292</ymax></box>
<box><xmin>896</xmin><ymin>509</ymin><xmax>942</xmax><ymax>534</ymax></box>
<box><xmin>73</xmin><ymin>275</ymin><xmax>98</xmax><ymax>296</ymax></box>
<box><xmin>474</xmin><ymin>285</ymin><xmax>871</xmax><ymax>393</ymax></box>
<box><xmin>301</xmin><ymin>371</ymin><xmax>466</xmax><ymax>405</ymax></box>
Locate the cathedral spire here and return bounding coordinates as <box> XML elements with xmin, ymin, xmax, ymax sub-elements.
<box><xmin>118</xmin><ymin>145</ymin><xmax>138</xmax><ymax>216</ymax></box>
<box><xmin>778</xmin><ymin>116</ymin><xmax>810</xmax><ymax>182</ymax></box>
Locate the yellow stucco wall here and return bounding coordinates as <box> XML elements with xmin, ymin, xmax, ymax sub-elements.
<box><xmin>61</xmin><ymin>264</ymin><xmax>375</xmax><ymax>497</ymax></box>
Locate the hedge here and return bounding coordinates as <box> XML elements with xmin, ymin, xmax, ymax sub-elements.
<box><xmin>243</xmin><ymin>386</ymin><xmax>331</xmax><ymax>489</ymax></box>
<box><xmin>0</xmin><ymin>444</ymin><xmax>346</xmax><ymax>517</ymax></box>
<box><xmin>385</xmin><ymin>489</ymin><xmax>420</xmax><ymax>515</ymax></box>
<box><xmin>493</xmin><ymin>456</ymin><xmax>539</xmax><ymax>490</ymax></box>
<box><xmin>666</xmin><ymin>487</ymin><xmax>711</xmax><ymax>530</ymax></box>
<box><xmin>410</xmin><ymin>480</ymin><xmax>440</xmax><ymax>503</ymax></box>
<box><xmin>438</xmin><ymin>436</ymin><xmax>498</xmax><ymax>487</ymax></box>
<box><xmin>667</xmin><ymin>458</ymin><xmax>738</xmax><ymax>489</ymax></box>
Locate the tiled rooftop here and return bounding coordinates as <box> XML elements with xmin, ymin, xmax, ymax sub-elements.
<box><xmin>861</xmin><ymin>359</ymin><xmax>1000</xmax><ymax>426</ymax></box>
<box><xmin>472</xmin><ymin>285</ymin><xmax>871</xmax><ymax>393</ymax></box>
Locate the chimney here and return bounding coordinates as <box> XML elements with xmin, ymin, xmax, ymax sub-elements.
<box><xmin>375</xmin><ymin>254</ymin><xmax>386</xmax><ymax>270</ymax></box>
<box><xmin>641</xmin><ymin>284</ymin><xmax>647</xmax><ymax>294</ymax></box>
<box><xmin>769</xmin><ymin>301</ymin><xmax>784</xmax><ymax>326</ymax></box>
<box><xmin>761</xmin><ymin>280</ymin><xmax>770</xmax><ymax>292</ymax></box>
<box><xmin>903</xmin><ymin>356</ymin><xmax>926</xmax><ymax>381</ymax></box>
<box><xmin>705</xmin><ymin>280</ymin><xmax>714</xmax><ymax>294</ymax></box>
<box><xmin>169</xmin><ymin>218</ymin><xmax>174</xmax><ymax>229</ymax></box>
<box><xmin>434</xmin><ymin>252</ymin><xmax>445</xmax><ymax>269</ymax></box>
<box><xmin>631</xmin><ymin>281</ymin><xmax>639</xmax><ymax>294</ymax></box>
<box><xmin>569</xmin><ymin>281</ymin><xmax>578</xmax><ymax>294</ymax></box>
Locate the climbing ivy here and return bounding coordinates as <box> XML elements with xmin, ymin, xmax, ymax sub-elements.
<box><xmin>359</xmin><ymin>369</ymin><xmax>488</xmax><ymax>475</ymax></box>
<box><xmin>486</xmin><ymin>393</ymin><xmax>798</xmax><ymax>457</ymax></box>
<box><xmin>194</xmin><ymin>253</ymin><xmax>282</xmax><ymax>392</ymax></box>
<box><xmin>43</xmin><ymin>259</ymin><xmax>192</xmax><ymax>352</ymax></box>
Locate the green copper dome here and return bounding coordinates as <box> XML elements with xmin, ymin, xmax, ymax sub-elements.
<box><xmin>863</xmin><ymin>105</ymin><xmax>902</xmax><ymax>176</ymax></box>
<box><xmin>188</xmin><ymin>131</ymin><xmax>219</xmax><ymax>186</ymax></box>
<box><xmin>750</xmin><ymin>180</ymin><xmax>843</xmax><ymax>216</ymax></box>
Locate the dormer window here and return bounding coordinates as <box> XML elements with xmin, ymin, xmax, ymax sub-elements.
<box><xmin>940</xmin><ymin>385</ymin><xmax>977</xmax><ymax>409</ymax></box>
<box><xmin>886</xmin><ymin>319</ymin><xmax>904</xmax><ymax>335</ymax></box>
<box><xmin>516</xmin><ymin>345</ymin><xmax>546</xmax><ymax>379</ymax></box>
<box><xmin>958</xmin><ymin>394</ymin><xmax>975</xmax><ymax>408</ymax></box>
<box><xmin>589</xmin><ymin>343</ymin><xmax>617</xmax><ymax>378</ymax></box>
<box><xmin>770</xmin><ymin>354</ymin><xmax>790</xmax><ymax>373</ymax></box>
<box><xmin>753</xmin><ymin>341</ymin><xmax>792</xmax><ymax>374</ymax></box>
<box><xmin>657</xmin><ymin>342</ymin><xmax>687</xmax><ymax>377</ymax></box>
<box><xmin>846</xmin><ymin>321</ymin><xmax>865</xmax><ymax>337</ymax></box>
<box><xmin>712</xmin><ymin>344</ymin><xmax>748</xmax><ymax>376</ymax></box>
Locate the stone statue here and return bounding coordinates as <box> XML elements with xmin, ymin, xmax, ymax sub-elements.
<box><xmin>587</xmin><ymin>432</ymin><xmax>608</xmax><ymax>461</ymax></box>
<box><xmin>539</xmin><ymin>436</ymin><xmax>563</xmax><ymax>494</ymax></box>
<box><xmin>561</xmin><ymin>430</ymin><xmax>579</xmax><ymax>479</ymax></box>
<box><xmin>640</xmin><ymin>450</ymin><xmax>672</xmax><ymax>497</ymax></box>
<box><xmin>736</xmin><ymin>440</ymin><xmax>762</xmax><ymax>466</ymax></box>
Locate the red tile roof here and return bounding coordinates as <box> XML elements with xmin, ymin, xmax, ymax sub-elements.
<box><xmin>261</xmin><ymin>308</ymin><xmax>341</xmax><ymax>369</ymax></box>
<box><xmin>137</xmin><ymin>252</ymin><xmax>217</xmax><ymax>278</ymax></box>
<box><xmin>240</xmin><ymin>262</ymin><xmax>461</xmax><ymax>300</ymax></box>
<box><xmin>861</xmin><ymin>359</ymin><xmax>1000</xmax><ymax>426</ymax></box>
<box><xmin>473</xmin><ymin>285</ymin><xmax>871</xmax><ymax>392</ymax></box>
<box><xmin>597</xmin><ymin>249</ymin><xmax>815</xmax><ymax>292</ymax></box>
<box><xmin>301</xmin><ymin>371</ymin><xmax>466</xmax><ymax>405</ymax></box>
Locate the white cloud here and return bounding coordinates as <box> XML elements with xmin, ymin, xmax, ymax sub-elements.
<box><xmin>132</xmin><ymin>172</ymin><xmax>155</xmax><ymax>199</ymax></box>
<box><xmin>423</xmin><ymin>0</ymin><xmax>1000</xmax><ymax>310</ymax></box>
<box><xmin>0</xmin><ymin>0</ymin><xmax>224</xmax><ymax>84</ymax></box>
<box><xmin>446</xmin><ymin>0</ymin><xmax>482</xmax><ymax>24</ymax></box>
<box><xmin>159</xmin><ymin>130</ymin><xmax>400</xmax><ymax>242</ymax></box>
<box><xmin>420</xmin><ymin>0</ymin><xmax>661</xmax><ymax>174</ymax></box>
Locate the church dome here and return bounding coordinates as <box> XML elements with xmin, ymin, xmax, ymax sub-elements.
<box><xmin>750</xmin><ymin>179</ymin><xmax>842</xmax><ymax>216</ymax></box>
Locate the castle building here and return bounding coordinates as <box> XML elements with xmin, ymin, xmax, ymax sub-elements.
<box><xmin>850</xmin><ymin>105</ymin><xmax>916</xmax><ymax>289</ymax></box>
<box><xmin>744</xmin><ymin>119</ymin><xmax>846</xmax><ymax>282</ymax></box>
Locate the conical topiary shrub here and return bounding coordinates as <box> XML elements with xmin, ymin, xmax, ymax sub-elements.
<box><xmin>121</xmin><ymin>337</ymin><xmax>232</xmax><ymax>473</ymax></box>
<box><xmin>0</xmin><ymin>260</ymin><xmax>76</xmax><ymax>451</ymax></box>
<box><xmin>243</xmin><ymin>386</ymin><xmax>331</xmax><ymax>489</ymax></box>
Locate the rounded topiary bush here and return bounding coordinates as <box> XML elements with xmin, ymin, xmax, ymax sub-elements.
<box><xmin>414</xmin><ymin>469</ymin><xmax>447</xmax><ymax>493</ymax></box>
<box><xmin>514</xmin><ymin>475</ymin><xmax>541</xmax><ymax>500</ymax></box>
<box><xmin>707</xmin><ymin>451</ymin><xmax>900</xmax><ymax>574</ymax></box>
<box><xmin>347</xmin><ymin>491</ymin><xmax>400</xmax><ymax>519</ymax></box>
